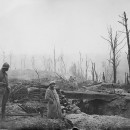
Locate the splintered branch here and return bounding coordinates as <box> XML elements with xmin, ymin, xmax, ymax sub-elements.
<box><xmin>118</xmin><ymin>15</ymin><xmax>125</xmax><ymax>20</ymax></box>
<box><xmin>116</xmin><ymin>43</ymin><xmax>126</xmax><ymax>55</ymax></box>
<box><xmin>117</xmin><ymin>36</ymin><xmax>126</xmax><ymax>47</ymax></box>
<box><xmin>116</xmin><ymin>60</ymin><xmax>120</xmax><ymax>68</ymax></box>
<box><xmin>118</xmin><ymin>21</ymin><xmax>125</xmax><ymax>26</ymax></box>
<box><xmin>118</xmin><ymin>30</ymin><xmax>126</xmax><ymax>34</ymax></box>
<box><xmin>101</xmin><ymin>36</ymin><xmax>111</xmax><ymax>44</ymax></box>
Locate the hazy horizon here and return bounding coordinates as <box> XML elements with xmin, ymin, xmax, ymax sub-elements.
<box><xmin>0</xmin><ymin>0</ymin><xmax>129</xmax><ymax>55</ymax></box>
<box><xmin>0</xmin><ymin>0</ymin><xmax>129</xmax><ymax>82</ymax></box>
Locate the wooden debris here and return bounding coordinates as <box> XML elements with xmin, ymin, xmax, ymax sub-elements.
<box><xmin>0</xmin><ymin>113</ymin><xmax>39</xmax><ymax>117</ymax></box>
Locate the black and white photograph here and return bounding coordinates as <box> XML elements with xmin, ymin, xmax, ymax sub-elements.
<box><xmin>0</xmin><ymin>0</ymin><xmax>130</xmax><ymax>130</ymax></box>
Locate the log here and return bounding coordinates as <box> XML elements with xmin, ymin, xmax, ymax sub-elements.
<box><xmin>62</xmin><ymin>91</ymin><xmax>118</xmax><ymax>101</ymax></box>
<box><xmin>0</xmin><ymin>113</ymin><xmax>39</xmax><ymax>116</ymax></box>
<box><xmin>28</xmin><ymin>85</ymin><xmax>118</xmax><ymax>102</ymax></box>
<box><xmin>86</xmin><ymin>82</ymin><xmax>102</xmax><ymax>87</ymax></box>
<box><xmin>41</xmin><ymin>89</ymin><xmax>118</xmax><ymax>101</ymax></box>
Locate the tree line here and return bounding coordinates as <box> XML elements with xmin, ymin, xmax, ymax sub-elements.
<box><xmin>0</xmin><ymin>12</ymin><xmax>130</xmax><ymax>84</ymax></box>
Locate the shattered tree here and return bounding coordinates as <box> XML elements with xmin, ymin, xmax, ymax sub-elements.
<box><xmin>102</xmin><ymin>26</ymin><xmax>125</xmax><ymax>83</ymax></box>
<box><xmin>119</xmin><ymin>12</ymin><xmax>130</xmax><ymax>83</ymax></box>
<box><xmin>85</xmin><ymin>55</ymin><xmax>89</xmax><ymax>80</ymax></box>
<box><xmin>91</xmin><ymin>62</ymin><xmax>98</xmax><ymax>82</ymax></box>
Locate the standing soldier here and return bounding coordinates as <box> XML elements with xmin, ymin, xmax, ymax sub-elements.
<box><xmin>45</xmin><ymin>81</ymin><xmax>63</xmax><ymax>119</ymax></box>
<box><xmin>0</xmin><ymin>63</ymin><xmax>10</xmax><ymax>119</ymax></box>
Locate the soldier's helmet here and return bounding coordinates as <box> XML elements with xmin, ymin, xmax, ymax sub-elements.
<box><xmin>49</xmin><ymin>81</ymin><xmax>56</xmax><ymax>86</ymax></box>
<box><xmin>2</xmin><ymin>62</ymin><xmax>10</xmax><ymax>69</ymax></box>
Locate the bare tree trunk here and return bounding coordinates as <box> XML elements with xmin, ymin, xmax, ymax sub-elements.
<box><xmin>102</xmin><ymin>72</ymin><xmax>105</xmax><ymax>82</ymax></box>
<box><xmin>31</xmin><ymin>56</ymin><xmax>40</xmax><ymax>83</ymax></box>
<box><xmin>91</xmin><ymin>62</ymin><xmax>95</xmax><ymax>82</ymax></box>
<box><xmin>113</xmin><ymin>66</ymin><xmax>116</xmax><ymax>83</ymax></box>
<box><xmin>58</xmin><ymin>54</ymin><xmax>66</xmax><ymax>75</ymax></box>
<box><xmin>119</xmin><ymin>12</ymin><xmax>130</xmax><ymax>84</ymax></box>
<box><xmin>113</xmin><ymin>50</ymin><xmax>116</xmax><ymax>83</ymax></box>
<box><xmin>9</xmin><ymin>52</ymin><xmax>12</xmax><ymax>69</ymax></box>
<box><xmin>124</xmin><ymin>12</ymin><xmax>130</xmax><ymax>77</ymax></box>
<box><xmin>21</xmin><ymin>59</ymin><xmax>23</xmax><ymax>71</ymax></box>
<box><xmin>95</xmin><ymin>70</ymin><xmax>98</xmax><ymax>82</ymax></box>
<box><xmin>2</xmin><ymin>51</ymin><xmax>5</xmax><ymax>64</ymax></box>
<box><xmin>23</xmin><ymin>55</ymin><xmax>26</xmax><ymax>69</ymax></box>
<box><xmin>102</xmin><ymin>27</ymin><xmax>125</xmax><ymax>83</ymax></box>
<box><xmin>79</xmin><ymin>52</ymin><xmax>83</xmax><ymax>78</ymax></box>
<box><xmin>125</xmin><ymin>72</ymin><xmax>127</xmax><ymax>84</ymax></box>
<box><xmin>85</xmin><ymin>55</ymin><xmax>89</xmax><ymax>80</ymax></box>
<box><xmin>20</xmin><ymin>59</ymin><xmax>23</xmax><ymax>78</ymax></box>
<box><xmin>54</xmin><ymin>46</ymin><xmax>56</xmax><ymax>72</ymax></box>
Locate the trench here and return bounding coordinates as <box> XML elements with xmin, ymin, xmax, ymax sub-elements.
<box><xmin>75</xmin><ymin>99</ymin><xmax>130</xmax><ymax>130</ymax></box>
<box><xmin>76</xmin><ymin>99</ymin><xmax>108</xmax><ymax>115</ymax></box>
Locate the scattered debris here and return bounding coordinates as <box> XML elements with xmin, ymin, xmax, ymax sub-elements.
<box><xmin>2</xmin><ymin>79</ymin><xmax>130</xmax><ymax>130</ymax></box>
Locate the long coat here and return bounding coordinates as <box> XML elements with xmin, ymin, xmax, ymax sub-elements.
<box><xmin>45</xmin><ymin>87</ymin><xmax>63</xmax><ymax>119</ymax></box>
<box><xmin>0</xmin><ymin>69</ymin><xmax>9</xmax><ymax>107</ymax></box>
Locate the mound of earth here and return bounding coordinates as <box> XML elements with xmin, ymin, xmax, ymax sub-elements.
<box><xmin>66</xmin><ymin>113</ymin><xmax>130</xmax><ymax>130</ymax></box>
<box><xmin>0</xmin><ymin>115</ymin><xmax>71</xmax><ymax>130</ymax></box>
<box><xmin>0</xmin><ymin>102</ymin><xmax>72</xmax><ymax>130</ymax></box>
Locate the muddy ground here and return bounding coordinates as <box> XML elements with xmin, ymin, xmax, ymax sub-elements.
<box><xmin>0</xmin><ymin>79</ymin><xmax>130</xmax><ymax>130</ymax></box>
<box><xmin>1</xmin><ymin>102</ymin><xmax>130</xmax><ymax>130</ymax></box>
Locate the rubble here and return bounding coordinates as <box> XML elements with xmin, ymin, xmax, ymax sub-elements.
<box><xmin>66</xmin><ymin>113</ymin><xmax>130</xmax><ymax>130</ymax></box>
<box><xmin>9</xmin><ymin>83</ymin><xmax>28</xmax><ymax>103</ymax></box>
<box><xmin>18</xmin><ymin>101</ymin><xmax>47</xmax><ymax>117</ymax></box>
<box><xmin>0</xmin><ymin>116</ymin><xmax>70</xmax><ymax>130</ymax></box>
<box><xmin>0</xmin><ymin>103</ymin><xmax>72</xmax><ymax>130</ymax></box>
<box><xmin>5</xmin><ymin>103</ymin><xmax>26</xmax><ymax>115</ymax></box>
<box><xmin>2</xmin><ymin>102</ymin><xmax>130</xmax><ymax>130</ymax></box>
<box><xmin>4</xmin><ymin>79</ymin><xmax>130</xmax><ymax>130</ymax></box>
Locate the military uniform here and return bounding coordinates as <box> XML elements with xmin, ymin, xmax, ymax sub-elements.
<box><xmin>45</xmin><ymin>81</ymin><xmax>63</xmax><ymax>119</ymax></box>
<box><xmin>0</xmin><ymin>63</ymin><xmax>10</xmax><ymax>119</ymax></box>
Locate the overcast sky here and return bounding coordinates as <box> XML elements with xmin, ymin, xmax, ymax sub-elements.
<box><xmin>0</xmin><ymin>0</ymin><xmax>129</xmax><ymax>56</ymax></box>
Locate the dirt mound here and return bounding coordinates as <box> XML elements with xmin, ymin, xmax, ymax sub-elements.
<box><xmin>0</xmin><ymin>102</ymin><xmax>72</xmax><ymax>130</ymax></box>
<box><xmin>0</xmin><ymin>116</ymin><xmax>70</xmax><ymax>130</ymax></box>
<box><xmin>66</xmin><ymin>113</ymin><xmax>130</xmax><ymax>130</ymax></box>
